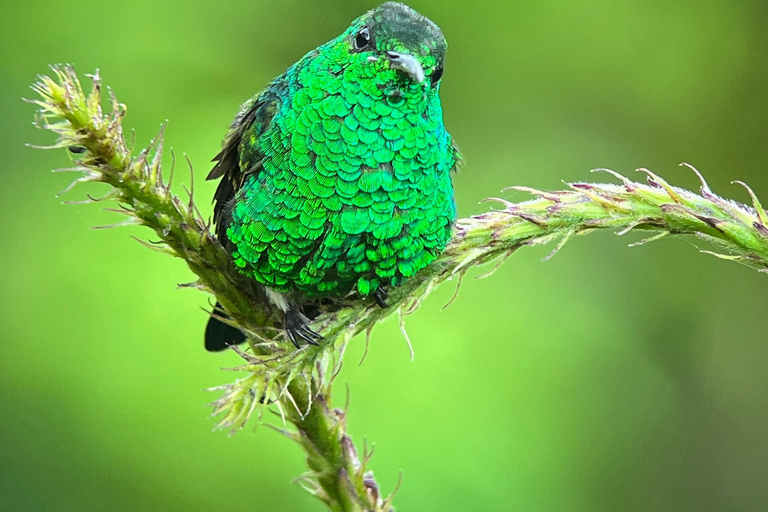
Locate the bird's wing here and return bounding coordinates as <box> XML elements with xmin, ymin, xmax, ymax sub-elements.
<box><xmin>207</xmin><ymin>89</ymin><xmax>279</xmax><ymax>241</ymax></box>
<box><xmin>449</xmin><ymin>137</ymin><xmax>463</xmax><ymax>174</ymax></box>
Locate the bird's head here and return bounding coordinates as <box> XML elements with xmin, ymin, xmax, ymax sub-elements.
<box><xmin>326</xmin><ymin>2</ymin><xmax>447</xmax><ymax>94</ymax></box>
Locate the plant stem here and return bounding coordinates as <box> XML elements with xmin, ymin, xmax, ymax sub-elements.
<box><xmin>29</xmin><ymin>65</ymin><xmax>768</xmax><ymax>511</ymax></box>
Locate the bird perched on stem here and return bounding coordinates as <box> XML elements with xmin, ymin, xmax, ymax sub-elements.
<box><xmin>205</xmin><ymin>2</ymin><xmax>459</xmax><ymax>351</ymax></box>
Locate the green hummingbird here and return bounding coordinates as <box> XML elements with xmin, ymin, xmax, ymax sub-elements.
<box><xmin>205</xmin><ymin>2</ymin><xmax>459</xmax><ymax>351</ymax></box>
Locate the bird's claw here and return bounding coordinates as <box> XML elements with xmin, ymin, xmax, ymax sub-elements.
<box><xmin>374</xmin><ymin>287</ymin><xmax>389</xmax><ymax>308</ymax></box>
<box><xmin>285</xmin><ymin>307</ymin><xmax>322</xmax><ymax>348</ymax></box>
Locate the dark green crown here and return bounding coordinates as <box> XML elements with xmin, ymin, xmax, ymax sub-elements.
<box><xmin>367</xmin><ymin>2</ymin><xmax>447</xmax><ymax>59</ymax></box>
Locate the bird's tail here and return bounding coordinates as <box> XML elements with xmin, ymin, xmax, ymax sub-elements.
<box><xmin>205</xmin><ymin>303</ymin><xmax>246</xmax><ymax>351</ymax></box>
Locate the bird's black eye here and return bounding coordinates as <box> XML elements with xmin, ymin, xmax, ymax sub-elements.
<box><xmin>353</xmin><ymin>27</ymin><xmax>371</xmax><ymax>51</ymax></box>
<box><xmin>430</xmin><ymin>65</ymin><xmax>444</xmax><ymax>85</ymax></box>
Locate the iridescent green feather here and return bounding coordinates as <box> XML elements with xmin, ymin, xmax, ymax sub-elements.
<box><xmin>218</xmin><ymin>2</ymin><xmax>458</xmax><ymax>299</ymax></box>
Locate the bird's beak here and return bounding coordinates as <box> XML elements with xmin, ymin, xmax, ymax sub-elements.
<box><xmin>385</xmin><ymin>51</ymin><xmax>425</xmax><ymax>83</ymax></box>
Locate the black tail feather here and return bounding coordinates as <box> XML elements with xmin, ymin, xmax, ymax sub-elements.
<box><xmin>205</xmin><ymin>303</ymin><xmax>246</xmax><ymax>351</ymax></box>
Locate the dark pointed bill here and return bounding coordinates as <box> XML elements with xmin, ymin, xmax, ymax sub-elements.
<box><xmin>385</xmin><ymin>51</ymin><xmax>425</xmax><ymax>83</ymax></box>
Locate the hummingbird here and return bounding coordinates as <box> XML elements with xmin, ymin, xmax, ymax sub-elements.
<box><xmin>205</xmin><ymin>2</ymin><xmax>459</xmax><ymax>351</ymax></box>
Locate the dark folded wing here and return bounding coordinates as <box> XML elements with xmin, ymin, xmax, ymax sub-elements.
<box><xmin>207</xmin><ymin>89</ymin><xmax>279</xmax><ymax>241</ymax></box>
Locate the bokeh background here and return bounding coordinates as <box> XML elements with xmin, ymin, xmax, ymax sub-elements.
<box><xmin>2</xmin><ymin>0</ymin><xmax>768</xmax><ymax>510</ymax></box>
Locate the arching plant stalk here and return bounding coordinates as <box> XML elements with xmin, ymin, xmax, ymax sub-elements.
<box><xmin>28</xmin><ymin>65</ymin><xmax>768</xmax><ymax>512</ymax></box>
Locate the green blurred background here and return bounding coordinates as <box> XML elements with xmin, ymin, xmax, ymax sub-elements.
<box><xmin>2</xmin><ymin>0</ymin><xmax>767</xmax><ymax>510</ymax></box>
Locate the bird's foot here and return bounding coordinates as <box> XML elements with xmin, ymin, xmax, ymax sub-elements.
<box><xmin>374</xmin><ymin>287</ymin><xmax>389</xmax><ymax>308</ymax></box>
<box><xmin>284</xmin><ymin>306</ymin><xmax>322</xmax><ymax>348</ymax></box>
